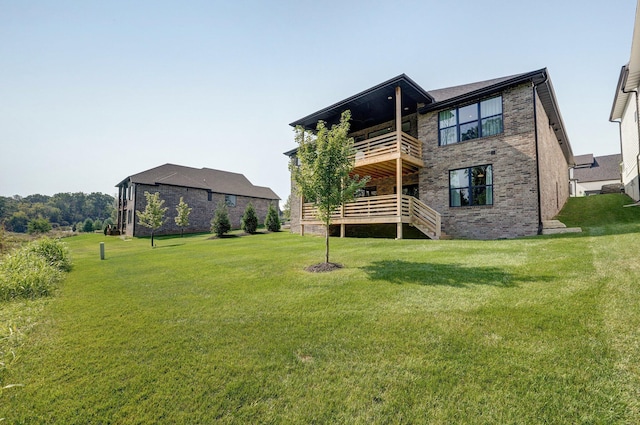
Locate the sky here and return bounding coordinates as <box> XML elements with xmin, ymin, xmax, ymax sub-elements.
<box><xmin>0</xmin><ymin>0</ymin><xmax>637</xmax><ymax>204</ymax></box>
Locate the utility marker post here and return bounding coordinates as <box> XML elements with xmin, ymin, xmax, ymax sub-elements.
<box><xmin>100</xmin><ymin>242</ymin><xmax>105</xmax><ymax>260</ymax></box>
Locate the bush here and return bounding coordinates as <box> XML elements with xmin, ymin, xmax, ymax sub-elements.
<box><xmin>26</xmin><ymin>237</ymin><xmax>72</xmax><ymax>272</ymax></box>
<box><xmin>211</xmin><ymin>201</ymin><xmax>231</xmax><ymax>237</ymax></box>
<box><xmin>82</xmin><ymin>219</ymin><xmax>94</xmax><ymax>233</ymax></box>
<box><xmin>265</xmin><ymin>203</ymin><xmax>281</xmax><ymax>232</ymax></box>
<box><xmin>27</xmin><ymin>217</ymin><xmax>52</xmax><ymax>234</ymax></box>
<box><xmin>241</xmin><ymin>203</ymin><xmax>258</xmax><ymax>234</ymax></box>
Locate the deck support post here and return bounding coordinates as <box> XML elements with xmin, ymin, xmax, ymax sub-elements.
<box><xmin>340</xmin><ymin>224</ymin><xmax>345</xmax><ymax>238</ymax></box>
<box><xmin>395</xmin><ymin>85</ymin><xmax>403</xmax><ymax>240</ymax></box>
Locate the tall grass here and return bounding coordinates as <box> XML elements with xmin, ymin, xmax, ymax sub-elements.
<box><xmin>0</xmin><ymin>237</ymin><xmax>71</xmax><ymax>301</ymax></box>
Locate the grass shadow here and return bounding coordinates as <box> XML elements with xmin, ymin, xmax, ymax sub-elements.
<box><xmin>362</xmin><ymin>260</ymin><xmax>554</xmax><ymax>288</ymax></box>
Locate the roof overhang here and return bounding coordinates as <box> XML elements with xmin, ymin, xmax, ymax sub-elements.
<box><xmin>611</xmin><ymin>0</ymin><xmax>640</xmax><ymax>121</ymax></box>
<box><xmin>289</xmin><ymin>74</ymin><xmax>434</xmax><ymax>133</ymax></box>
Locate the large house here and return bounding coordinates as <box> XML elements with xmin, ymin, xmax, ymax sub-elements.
<box><xmin>116</xmin><ymin>164</ymin><xmax>279</xmax><ymax>237</ymax></box>
<box><xmin>285</xmin><ymin>69</ymin><xmax>574</xmax><ymax>240</ymax></box>
<box><xmin>570</xmin><ymin>153</ymin><xmax>622</xmax><ymax>196</ymax></box>
<box><xmin>610</xmin><ymin>0</ymin><xmax>640</xmax><ymax>201</ymax></box>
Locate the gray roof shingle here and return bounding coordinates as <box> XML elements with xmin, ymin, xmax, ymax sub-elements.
<box><xmin>572</xmin><ymin>154</ymin><xmax>621</xmax><ymax>183</ymax></box>
<box><xmin>119</xmin><ymin>164</ymin><xmax>280</xmax><ymax>200</ymax></box>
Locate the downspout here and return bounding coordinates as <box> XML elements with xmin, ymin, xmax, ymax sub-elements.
<box><xmin>532</xmin><ymin>72</ymin><xmax>548</xmax><ymax>235</ymax></box>
<box><xmin>620</xmin><ymin>66</ymin><xmax>640</xmax><ymax>199</ymax></box>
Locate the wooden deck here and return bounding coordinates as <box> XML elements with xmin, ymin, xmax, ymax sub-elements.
<box><xmin>351</xmin><ymin>131</ymin><xmax>423</xmax><ymax>178</ymax></box>
<box><xmin>302</xmin><ymin>195</ymin><xmax>441</xmax><ymax>239</ymax></box>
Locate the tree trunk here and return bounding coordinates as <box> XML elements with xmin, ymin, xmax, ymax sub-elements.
<box><xmin>151</xmin><ymin>231</ymin><xmax>154</xmax><ymax>247</ymax></box>
<box><xmin>325</xmin><ymin>221</ymin><xmax>330</xmax><ymax>264</ymax></box>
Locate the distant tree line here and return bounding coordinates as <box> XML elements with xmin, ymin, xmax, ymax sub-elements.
<box><xmin>0</xmin><ymin>192</ymin><xmax>115</xmax><ymax>233</ymax></box>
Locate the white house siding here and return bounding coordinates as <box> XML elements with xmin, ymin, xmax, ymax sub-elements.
<box><xmin>620</xmin><ymin>96</ymin><xmax>640</xmax><ymax>201</ymax></box>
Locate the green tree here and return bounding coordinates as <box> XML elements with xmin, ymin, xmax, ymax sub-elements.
<box><xmin>241</xmin><ymin>203</ymin><xmax>258</xmax><ymax>234</ymax></box>
<box><xmin>136</xmin><ymin>192</ymin><xmax>168</xmax><ymax>247</ymax></box>
<box><xmin>174</xmin><ymin>197</ymin><xmax>192</xmax><ymax>237</ymax></box>
<box><xmin>27</xmin><ymin>217</ymin><xmax>52</xmax><ymax>234</ymax></box>
<box><xmin>211</xmin><ymin>201</ymin><xmax>231</xmax><ymax>237</ymax></box>
<box><xmin>290</xmin><ymin>110</ymin><xmax>368</xmax><ymax>265</ymax></box>
<box><xmin>7</xmin><ymin>211</ymin><xmax>28</xmax><ymax>233</ymax></box>
<box><xmin>265</xmin><ymin>203</ymin><xmax>281</xmax><ymax>232</ymax></box>
<box><xmin>82</xmin><ymin>218</ymin><xmax>94</xmax><ymax>233</ymax></box>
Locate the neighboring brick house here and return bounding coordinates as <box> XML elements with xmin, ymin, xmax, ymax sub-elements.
<box><xmin>570</xmin><ymin>153</ymin><xmax>622</xmax><ymax>196</ymax></box>
<box><xmin>285</xmin><ymin>69</ymin><xmax>574</xmax><ymax>240</ymax></box>
<box><xmin>116</xmin><ymin>164</ymin><xmax>279</xmax><ymax>237</ymax></box>
<box><xmin>610</xmin><ymin>0</ymin><xmax>640</xmax><ymax>201</ymax></box>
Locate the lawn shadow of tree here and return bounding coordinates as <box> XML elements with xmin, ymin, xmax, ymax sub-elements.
<box><xmin>362</xmin><ymin>260</ymin><xmax>554</xmax><ymax>288</ymax></box>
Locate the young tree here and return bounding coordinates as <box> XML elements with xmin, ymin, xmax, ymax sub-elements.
<box><xmin>290</xmin><ymin>110</ymin><xmax>368</xmax><ymax>265</ymax></box>
<box><xmin>265</xmin><ymin>203</ymin><xmax>281</xmax><ymax>232</ymax></box>
<box><xmin>241</xmin><ymin>203</ymin><xmax>258</xmax><ymax>234</ymax></box>
<box><xmin>211</xmin><ymin>200</ymin><xmax>231</xmax><ymax>237</ymax></box>
<box><xmin>174</xmin><ymin>197</ymin><xmax>192</xmax><ymax>237</ymax></box>
<box><xmin>136</xmin><ymin>191</ymin><xmax>168</xmax><ymax>247</ymax></box>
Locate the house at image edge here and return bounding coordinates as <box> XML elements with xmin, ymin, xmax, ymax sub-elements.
<box><xmin>570</xmin><ymin>153</ymin><xmax>622</xmax><ymax>197</ymax></box>
<box><xmin>610</xmin><ymin>0</ymin><xmax>640</xmax><ymax>202</ymax></box>
<box><xmin>285</xmin><ymin>69</ymin><xmax>574</xmax><ymax>240</ymax></box>
<box><xmin>116</xmin><ymin>164</ymin><xmax>279</xmax><ymax>237</ymax></box>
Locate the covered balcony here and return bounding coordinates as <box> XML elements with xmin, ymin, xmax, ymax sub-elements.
<box><xmin>351</xmin><ymin>131</ymin><xmax>423</xmax><ymax>178</ymax></box>
<box><xmin>288</xmin><ymin>74</ymin><xmax>441</xmax><ymax>239</ymax></box>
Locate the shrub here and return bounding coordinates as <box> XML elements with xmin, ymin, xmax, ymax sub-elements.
<box><xmin>26</xmin><ymin>237</ymin><xmax>72</xmax><ymax>272</ymax></box>
<box><xmin>27</xmin><ymin>217</ymin><xmax>52</xmax><ymax>234</ymax></box>
<box><xmin>211</xmin><ymin>201</ymin><xmax>231</xmax><ymax>237</ymax></box>
<box><xmin>241</xmin><ymin>203</ymin><xmax>258</xmax><ymax>234</ymax></box>
<box><xmin>265</xmin><ymin>203</ymin><xmax>281</xmax><ymax>232</ymax></box>
<box><xmin>82</xmin><ymin>219</ymin><xmax>94</xmax><ymax>233</ymax></box>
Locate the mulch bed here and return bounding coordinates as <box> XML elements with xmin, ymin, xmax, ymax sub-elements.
<box><xmin>305</xmin><ymin>262</ymin><xmax>343</xmax><ymax>273</ymax></box>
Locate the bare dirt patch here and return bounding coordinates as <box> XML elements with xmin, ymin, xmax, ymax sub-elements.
<box><xmin>305</xmin><ymin>262</ymin><xmax>343</xmax><ymax>273</ymax></box>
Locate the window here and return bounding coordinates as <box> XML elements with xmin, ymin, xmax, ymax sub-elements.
<box><xmin>207</xmin><ymin>192</ymin><xmax>213</xmax><ymax>202</ymax></box>
<box><xmin>439</xmin><ymin>96</ymin><xmax>503</xmax><ymax>145</ymax></box>
<box><xmin>355</xmin><ymin>186</ymin><xmax>377</xmax><ymax>197</ymax></box>
<box><xmin>449</xmin><ymin>165</ymin><xmax>493</xmax><ymax>207</ymax></box>
<box><xmin>394</xmin><ymin>184</ymin><xmax>419</xmax><ymax>199</ymax></box>
<box><xmin>225</xmin><ymin>194</ymin><xmax>237</xmax><ymax>207</ymax></box>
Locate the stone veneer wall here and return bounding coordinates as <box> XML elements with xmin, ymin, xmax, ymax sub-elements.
<box><xmin>128</xmin><ymin>183</ymin><xmax>277</xmax><ymax>237</ymax></box>
<box><xmin>419</xmin><ymin>83</ymin><xmax>541</xmax><ymax>239</ymax></box>
<box><xmin>535</xmin><ymin>93</ymin><xmax>570</xmax><ymax>220</ymax></box>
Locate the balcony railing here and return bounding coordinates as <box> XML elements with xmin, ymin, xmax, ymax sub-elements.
<box><xmin>302</xmin><ymin>194</ymin><xmax>441</xmax><ymax>239</ymax></box>
<box><xmin>351</xmin><ymin>131</ymin><xmax>422</xmax><ymax>166</ymax></box>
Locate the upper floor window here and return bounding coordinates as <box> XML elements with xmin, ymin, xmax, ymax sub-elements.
<box><xmin>439</xmin><ymin>96</ymin><xmax>503</xmax><ymax>145</ymax></box>
<box><xmin>449</xmin><ymin>165</ymin><xmax>493</xmax><ymax>207</ymax></box>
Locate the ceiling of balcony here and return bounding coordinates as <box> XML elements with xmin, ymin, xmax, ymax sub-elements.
<box><xmin>290</xmin><ymin>74</ymin><xmax>434</xmax><ymax>133</ymax></box>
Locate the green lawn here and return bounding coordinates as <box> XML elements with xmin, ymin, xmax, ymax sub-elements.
<box><xmin>2</xmin><ymin>194</ymin><xmax>640</xmax><ymax>423</ymax></box>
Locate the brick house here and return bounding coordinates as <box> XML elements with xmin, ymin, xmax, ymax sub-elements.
<box><xmin>285</xmin><ymin>69</ymin><xmax>574</xmax><ymax>240</ymax></box>
<box><xmin>116</xmin><ymin>164</ymin><xmax>279</xmax><ymax>237</ymax></box>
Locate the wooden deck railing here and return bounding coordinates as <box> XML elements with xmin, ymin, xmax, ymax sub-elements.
<box><xmin>302</xmin><ymin>195</ymin><xmax>441</xmax><ymax>239</ymax></box>
<box><xmin>351</xmin><ymin>131</ymin><xmax>422</xmax><ymax>164</ymax></box>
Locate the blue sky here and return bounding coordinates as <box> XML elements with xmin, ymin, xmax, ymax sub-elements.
<box><xmin>0</xmin><ymin>0</ymin><xmax>636</xmax><ymax>203</ymax></box>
